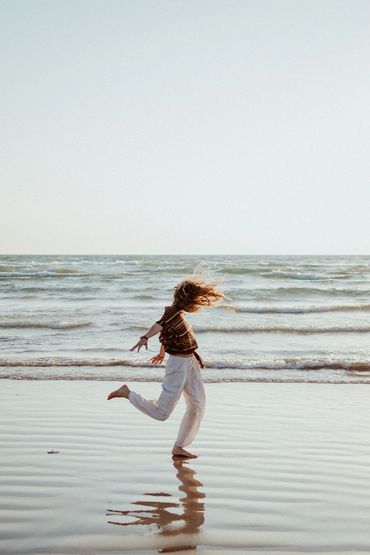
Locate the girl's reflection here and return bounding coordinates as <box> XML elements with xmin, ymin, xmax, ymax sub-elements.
<box><xmin>106</xmin><ymin>459</ymin><xmax>205</xmax><ymax>552</ymax></box>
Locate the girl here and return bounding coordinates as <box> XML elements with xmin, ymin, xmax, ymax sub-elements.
<box><xmin>107</xmin><ymin>277</ymin><xmax>229</xmax><ymax>458</ymax></box>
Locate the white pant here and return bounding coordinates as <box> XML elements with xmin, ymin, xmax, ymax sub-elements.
<box><xmin>128</xmin><ymin>354</ymin><xmax>206</xmax><ymax>448</ymax></box>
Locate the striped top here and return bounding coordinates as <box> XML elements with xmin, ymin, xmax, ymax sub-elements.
<box><xmin>156</xmin><ymin>305</ymin><xmax>199</xmax><ymax>355</ymax></box>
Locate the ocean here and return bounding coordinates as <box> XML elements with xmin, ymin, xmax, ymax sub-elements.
<box><xmin>1</xmin><ymin>254</ymin><xmax>370</xmax><ymax>383</ymax></box>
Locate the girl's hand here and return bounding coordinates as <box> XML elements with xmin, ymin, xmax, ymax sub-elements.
<box><xmin>130</xmin><ymin>338</ymin><xmax>148</xmax><ymax>352</ymax></box>
<box><xmin>151</xmin><ymin>354</ymin><xmax>164</xmax><ymax>365</ymax></box>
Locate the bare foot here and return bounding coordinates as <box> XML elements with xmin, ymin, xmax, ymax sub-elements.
<box><xmin>107</xmin><ymin>384</ymin><xmax>130</xmax><ymax>400</ymax></box>
<box><xmin>172</xmin><ymin>446</ymin><xmax>198</xmax><ymax>459</ymax></box>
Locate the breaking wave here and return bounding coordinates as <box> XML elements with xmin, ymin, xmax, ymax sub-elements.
<box><xmin>229</xmin><ymin>286</ymin><xmax>370</xmax><ymax>299</ymax></box>
<box><xmin>225</xmin><ymin>303</ymin><xmax>370</xmax><ymax>314</ymax></box>
<box><xmin>194</xmin><ymin>325</ymin><xmax>370</xmax><ymax>334</ymax></box>
<box><xmin>0</xmin><ymin>320</ymin><xmax>91</xmax><ymax>330</ymax></box>
<box><xmin>0</xmin><ymin>356</ymin><xmax>369</xmax><ymax>372</ymax></box>
<box><xmin>261</xmin><ymin>271</ymin><xmax>334</xmax><ymax>280</ymax></box>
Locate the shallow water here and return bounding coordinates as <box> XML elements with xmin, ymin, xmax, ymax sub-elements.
<box><xmin>1</xmin><ymin>381</ymin><xmax>370</xmax><ymax>554</ymax></box>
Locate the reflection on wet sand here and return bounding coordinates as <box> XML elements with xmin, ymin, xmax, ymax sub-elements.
<box><xmin>106</xmin><ymin>459</ymin><xmax>205</xmax><ymax>552</ymax></box>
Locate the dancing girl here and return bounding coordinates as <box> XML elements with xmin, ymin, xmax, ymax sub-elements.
<box><xmin>107</xmin><ymin>277</ymin><xmax>228</xmax><ymax>458</ymax></box>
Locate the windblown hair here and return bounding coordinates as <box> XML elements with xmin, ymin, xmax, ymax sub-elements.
<box><xmin>173</xmin><ymin>278</ymin><xmax>231</xmax><ymax>312</ymax></box>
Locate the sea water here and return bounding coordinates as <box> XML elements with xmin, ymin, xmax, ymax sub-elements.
<box><xmin>1</xmin><ymin>254</ymin><xmax>370</xmax><ymax>383</ymax></box>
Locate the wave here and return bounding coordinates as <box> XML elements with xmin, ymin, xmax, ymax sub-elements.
<box><xmin>0</xmin><ymin>269</ymin><xmax>135</xmax><ymax>279</ymax></box>
<box><xmin>0</xmin><ymin>356</ymin><xmax>369</xmax><ymax>372</ymax></box>
<box><xmin>131</xmin><ymin>321</ymin><xmax>370</xmax><ymax>334</ymax></box>
<box><xmin>0</xmin><ymin>357</ymin><xmax>151</xmax><ymax>367</ymax></box>
<box><xmin>198</xmin><ymin>268</ymin><xmax>346</xmax><ymax>279</ymax></box>
<box><xmin>0</xmin><ymin>270</ymin><xmax>168</xmax><ymax>281</ymax></box>
<box><xmin>0</xmin><ymin>271</ymin><xmax>90</xmax><ymax>279</ymax></box>
<box><xmin>4</xmin><ymin>285</ymin><xmax>106</xmax><ymax>294</ymax></box>
<box><xmin>1</xmin><ymin>266</ymin><xmax>365</xmax><ymax>281</ymax></box>
<box><xmin>132</xmin><ymin>293</ymin><xmax>157</xmax><ymax>300</ymax></box>
<box><xmin>218</xmin><ymin>267</ymin><xmax>265</xmax><ymax>275</ymax></box>
<box><xmin>52</xmin><ymin>268</ymin><xmax>77</xmax><ymax>274</ymax></box>
<box><xmin>194</xmin><ymin>324</ymin><xmax>370</xmax><ymax>334</ymax></box>
<box><xmin>234</xmin><ymin>286</ymin><xmax>370</xmax><ymax>298</ymax></box>
<box><xmin>206</xmin><ymin>357</ymin><xmax>370</xmax><ymax>372</ymax></box>
<box><xmin>0</xmin><ymin>320</ymin><xmax>91</xmax><ymax>330</ymax></box>
<box><xmin>261</xmin><ymin>271</ymin><xmax>334</xmax><ymax>280</ymax></box>
<box><xmin>225</xmin><ymin>303</ymin><xmax>370</xmax><ymax>314</ymax></box>
<box><xmin>203</xmin><ymin>267</ymin><xmax>368</xmax><ymax>279</ymax></box>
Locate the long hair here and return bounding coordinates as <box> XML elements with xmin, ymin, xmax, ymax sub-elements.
<box><xmin>173</xmin><ymin>270</ymin><xmax>231</xmax><ymax>312</ymax></box>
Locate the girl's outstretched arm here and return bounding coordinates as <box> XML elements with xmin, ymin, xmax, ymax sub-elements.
<box><xmin>129</xmin><ymin>322</ymin><xmax>162</xmax><ymax>352</ymax></box>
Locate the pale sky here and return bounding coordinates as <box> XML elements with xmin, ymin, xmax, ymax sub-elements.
<box><xmin>1</xmin><ymin>0</ymin><xmax>370</xmax><ymax>255</ymax></box>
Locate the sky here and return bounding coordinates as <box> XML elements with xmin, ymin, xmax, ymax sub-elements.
<box><xmin>1</xmin><ymin>0</ymin><xmax>370</xmax><ymax>255</ymax></box>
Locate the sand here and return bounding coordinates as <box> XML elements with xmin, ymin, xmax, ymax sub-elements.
<box><xmin>1</xmin><ymin>380</ymin><xmax>370</xmax><ymax>554</ymax></box>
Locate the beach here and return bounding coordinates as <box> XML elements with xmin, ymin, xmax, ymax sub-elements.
<box><xmin>2</xmin><ymin>254</ymin><xmax>370</xmax><ymax>553</ymax></box>
<box><xmin>1</xmin><ymin>379</ymin><xmax>370</xmax><ymax>554</ymax></box>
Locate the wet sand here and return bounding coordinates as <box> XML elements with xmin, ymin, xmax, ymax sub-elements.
<box><xmin>1</xmin><ymin>380</ymin><xmax>370</xmax><ymax>554</ymax></box>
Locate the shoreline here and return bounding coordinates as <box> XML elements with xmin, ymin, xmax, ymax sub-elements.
<box><xmin>1</xmin><ymin>370</ymin><xmax>370</xmax><ymax>384</ymax></box>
